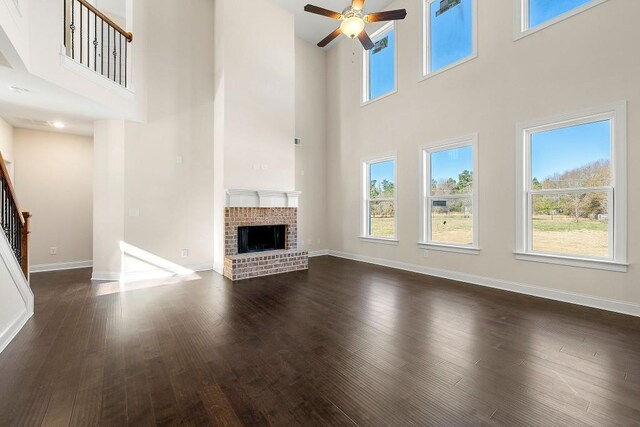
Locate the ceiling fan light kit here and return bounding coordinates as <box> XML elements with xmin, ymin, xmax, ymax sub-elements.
<box><xmin>304</xmin><ymin>0</ymin><xmax>407</xmax><ymax>50</ymax></box>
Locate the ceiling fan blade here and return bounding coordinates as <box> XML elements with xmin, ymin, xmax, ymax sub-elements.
<box><xmin>352</xmin><ymin>0</ymin><xmax>365</xmax><ymax>10</ymax></box>
<box><xmin>318</xmin><ymin>28</ymin><xmax>342</xmax><ymax>48</ymax></box>
<box><xmin>358</xmin><ymin>30</ymin><xmax>374</xmax><ymax>50</ymax></box>
<box><xmin>304</xmin><ymin>4</ymin><xmax>342</xmax><ymax>20</ymax></box>
<box><xmin>365</xmin><ymin>9</ymin><xmax>408</xmax><ymax>23</ymax></box>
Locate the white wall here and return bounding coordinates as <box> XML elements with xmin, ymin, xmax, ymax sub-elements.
<box><xmin>215</xmin><ymin>0</ymin><xmax>295</xmax><ymax>192</ymax></box>
<box><xmin>0</xmin><ymin>116</ymin><xmax>13</xmax><ymax>180</ymax></box>
<box><xmin>92</xmin><ymin>0</ymin><xmax>215</xmax><ymax>280</ymax></box>
<box><xmin>295</xmin><ymin>38</ymin><xmax>328</xmax><ymax>254</ymax></box>
<box><xmin>326</xmin><ymin>0</ymin><xmax>640</xmax><ymax>309</ymax></box>
<box><xmin>13</xmin><ymin>128</ymin><xmax>93</xmax><ymax>267</ymax></box>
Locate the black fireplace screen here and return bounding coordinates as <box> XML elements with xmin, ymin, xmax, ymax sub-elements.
<box><xmin>237</xmin><ymin>225</ymin><xmax>286</xmax><ymax>254</ymax></box>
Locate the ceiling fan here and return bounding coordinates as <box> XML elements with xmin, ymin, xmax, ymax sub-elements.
<box><xmin>304</xmin><ymin>1</ymin><xmax>407</xmax><ymax>50</ymax></box>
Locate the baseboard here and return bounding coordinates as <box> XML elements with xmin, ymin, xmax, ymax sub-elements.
<box><xmin>308</xmin><ymin>249</ymin><xmax>330</xmax><ymax>258</ymax></box>
<box><xmin>0</xmin><ymin>309</ymin><xmax>31</xmax><ymax>354</ymax></box>
<box><xmin>30</xmin><ymin>260</ymin><xmax>93</xmax><ymax>273</ymax></box>
<box><xmin>92</xmin><ymin>262</ymin><xmax>214</xmax><ymax>282</ymax></box>
<box><xmin>327</xmin><ymin>250</ymin><xmax>640</xmax><ymax>317</ymax></box>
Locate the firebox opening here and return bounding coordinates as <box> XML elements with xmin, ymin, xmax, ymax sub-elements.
<box><xmin>237</xmin><ymin>225</ymin><xmax>286</xmax><ymax>254</ymax></box>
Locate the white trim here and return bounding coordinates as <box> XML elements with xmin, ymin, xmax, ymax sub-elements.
<box><xmin>327</xmin><ymin>251</ymin><xmax>640</xmax><ymax>317</ymax></box>
<box><xmin>91</xmin><ymin>262</ymin><xmax>213</xmax><ymax>283</ymax></box>
<box><xmin>421</xmin><ymin>0</ymin><xmax>478</xmax><ymax>80</ymax></box>
<box><xmin>0</xmin><ymin>310</ymin><xmax>30</xmax><ymax>354</ymax></box>
<box><xmin>225</xmin><ymin>189</ymin><xmax>301</xmax><ymax>208</ymax></box>
<box><xmin>418</xmin><ymin>242</ymin><xmax>480</xmax><ymax>255</ymax></box>
<box><xmin>359</xmin><ymin>236</ymin><xmax>399</xmax><ymax>245</ymax></box>
<box><xmin>514</xmin><ymin>0</ymin><xmax>609</xmax><ymax>41</ymax></box>
<box><xmin>515</xmin><ymin>102</ymin><xmax>627</xmax><ymax>268</ymax></box>
<box><xmin>419</xmin><ymin>134</ymin><xmax>479</xmax><ymax>250</ymax></box>
<box><xmin>30</xmin><ymin>260</ymin><xmax>93</xmax><ymax>273</ymax></box>
<box><xmin>515</xmin><ymin>252</ymin><xmax>627</xmax><ymax>273</ymax></box>
<box><xmin>308</xmin><ymin>249</ymin><xmax>330</xmax><ymax>257</ymax></box>
<box><xmin>0</xmin><ymin>230</ymin><xmax>33</xmax><ymax>313</ymax></box>
<box><xmin>361</xmin><ymin>152</ymin><xmax>398</xmax><ymax>241</ymax></box>
<box><xmin>361</xmin><ymin>22</ymin><xmax>397</xmax><ymax>106</ymax></box>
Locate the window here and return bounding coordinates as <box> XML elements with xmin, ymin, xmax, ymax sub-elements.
<box><xmin>361</xmin><ymin>155</ymin><xmax>397</xmax><ymax>242</ymax></box>
<box><xmin>420</xmin><ymin>135</ymin><xmax>478</xmax><ymax>253</ymax></box>
<box><xmin>516</xmin><ymin>0</ymin><xmax>608</xmax><ymax>38</ymax></box>
<box><xmin>516</xmin><ymin>103</ymin><xmax>627</xmax><ymax>271</ymax></box>
<box><xmin>422</xmin><ymin>0</ymin><xmax>477</xmax><ymax>78</ymax></box>
<box><xmin>362</xmin><ymin>23</ymin><xmax>396</xmax><ymax>104</ymax></box>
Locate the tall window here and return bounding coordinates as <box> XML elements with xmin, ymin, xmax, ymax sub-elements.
<box><xmin>420</xmin><ymin>135</ymin><xmax>478</xmax><ymax>253</ymax></box>
<box><xmin>516</xmin><ymin>0</ymin><xmax>607</xmax><ymax>37</ymax></box>
<box><xmin>516</xmin><ymin>103</ymin><xmax>627</xmax><ymax>271</ymax></box>
<box><xmin>422</xmin><ymin>0</ymin><xmax>477</xmax><ymax>77</ymax></box>
<box><xmin>362</xmin><ymin>23</ymin><xmax>396</xmax><ymax>104</ymax></box>
<box><xmin>361</xmin><ymin>155</ymin><xmax>397</xmax><ymax>241</ymax></box>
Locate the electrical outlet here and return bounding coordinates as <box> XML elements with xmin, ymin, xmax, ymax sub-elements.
<box><xmin>129</xmin><ymin>208</ymin><xmax>140</xmax><ymax>217</ymax></box>
<box><xmin>423</xmin><ymin>250</ymin><xmax>429</xmax><ymax>258</ymax></box>
<box><xmin>50</xmin><ymin>247</ymin><xmax>57</xmax><ymax>255</ymax></box>
<box><xmin>181</xmin><ymin>249</ymin><xmax>189</xmax><ymax>258</ymax></box>
<box><xmin>176</xmin><ymin>155</ymin><xmax>183</xmax><ymax>164</ymax></box>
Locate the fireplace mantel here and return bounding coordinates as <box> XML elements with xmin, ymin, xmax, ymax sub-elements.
<box><xmin>225</xmin><ymin>189</ymin><xmax>301</xmax><ymax>208</ymax></box>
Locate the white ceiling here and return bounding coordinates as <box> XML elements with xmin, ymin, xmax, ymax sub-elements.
<box><xmin>0</xmin><ymin>65</ymin><xmax>115</xmax><ymax>136</ymax></box>
<box><xmin>270</xmin><ymin>0</ymin><xmax>395</xmax><ymax>47</ymax></box>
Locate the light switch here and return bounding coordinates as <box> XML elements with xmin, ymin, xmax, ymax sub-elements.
<box><xmin>129</xmin><ymin>208</ymin><xmax>140</xmax><ymax>217</ymax></box>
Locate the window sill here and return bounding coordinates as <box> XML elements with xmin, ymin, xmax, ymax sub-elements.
<box><xmin>419</xmin><ymin>53</ymin><xmax>477</xmax><ymax>83</ymax></box>
<box><xmin>514</xmin><ymin>252</ymin><xmax>627</xmax><ymax>273</ymax></box>
<box><xmin>361</xmin><ymin>88</ymin><xmax>398</xmax><ymax>107</ymax></box>
<box><xmin>418</xmin><ymin>243</ymin><xmax>480</xmax><ymax>255</ymax></box>
<box><xmin>513</xmin><ymin>0</ymin><xmax>609</xmax><ymax>41</ymax></box>
<box><xmin>360</xmin><ymin>236</ymin><xmax>399</xmax><ymax>246</ymax></box>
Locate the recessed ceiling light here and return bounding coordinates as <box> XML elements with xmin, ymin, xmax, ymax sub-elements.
<box><xmin>7</xmin><ymin>85</ymin><xmax>29</xmax><ymax>94</ymax></box>
<box><xmin>51</xmin><ymin>121</ymin><xmax>65</xmax><ymax>129</ymax></box>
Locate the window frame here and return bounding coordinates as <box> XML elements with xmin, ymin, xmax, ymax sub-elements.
<box><xmin>361</xmin><ymin>22</ymin><xmax>398</xmax><ymax>106</ymax></box>
<box><xmin>514</xmin><ymin>0</ymin><xmax>609</xmax><ymax>40</ymax></box>
<box><xmin>419</xmin><ymin>134</ymin><xmax>479</xmax><ymax>254</ymax></box>
<box><xmin>360</xmin><ymin>153</ymin><xmax>399</xmax><ymax>244</ymax></box>
<box><xmin>515</xmin><ymin>102</ymin><xmax>627</xmax><ymax>272</ymax></box>
<box><xmin>421</xmin><ymin>0</ymin><xmax>478</xmax><ymax>81</ymax></box>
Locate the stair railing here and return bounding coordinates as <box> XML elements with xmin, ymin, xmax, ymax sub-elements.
<box><xmin>63</xmin><ymin>0</ymin><xmax>133</xmax><ymax>87</ymax></box>
<box><xmin>0</xmin><ymin>152</ymin><xmax>30</xmax><ymax>280</ymax></box>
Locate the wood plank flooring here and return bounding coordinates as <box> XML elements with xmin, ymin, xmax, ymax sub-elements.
<box><xmin>1</xmin><ymin>256</ymin><xmax>639</xmax><ymax>426</ymax></box>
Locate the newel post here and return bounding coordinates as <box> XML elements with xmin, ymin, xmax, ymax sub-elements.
<box><xmin>21</xmin><ymin>212</ymin><xmax>31</xmax><ymax>282</ymax></box>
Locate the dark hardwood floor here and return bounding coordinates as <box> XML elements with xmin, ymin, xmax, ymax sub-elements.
<box><xmin>1</xmin><ymin>256</ymin><xmax>639</xmax><ymax>426</ymax></box>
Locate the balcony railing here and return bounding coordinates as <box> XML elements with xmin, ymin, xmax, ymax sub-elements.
<box><xmin>63</xmin><ymin>0</ymin><xmax>133</xmax><ymax>87</ymax></box>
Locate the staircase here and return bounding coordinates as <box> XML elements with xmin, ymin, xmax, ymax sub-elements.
<box><xmin>0</xmin><ymin>152</ymin><xmax>32</xmax><ymax>354</ymax></box>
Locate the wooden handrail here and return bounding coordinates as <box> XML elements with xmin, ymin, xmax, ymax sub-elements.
<box><xmin>0</xmin><ymin>152</ymin><xmax>24</xmax><ymax>224</ymax></box>
<box><xmin>77</xmin><ymin>0</ymin><xmax>133</xmax><ymax>42</ymax></box>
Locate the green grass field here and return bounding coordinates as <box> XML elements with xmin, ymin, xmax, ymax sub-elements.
<box><xmin>370</xmin><ymin>214</ymin><xmax>608</xmax><ymax>257</ymax></box>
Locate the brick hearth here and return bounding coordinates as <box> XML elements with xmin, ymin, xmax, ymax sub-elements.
<box><xmin>223</xmin><ymin>207</ymin><xmax>308</xmax><ymax>281</ymax></box>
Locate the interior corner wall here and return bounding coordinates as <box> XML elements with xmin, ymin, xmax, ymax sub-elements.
<box><xmin>326</xmin><ymin>0</ymin><xmax>640</xmax><ymax>307</ymax></box>
<box><xmin>0</xmin><ymin>116</ymin><xmax>13</xmax><ymax>164</ymax></box>
<box><xmin>216</xmin><ymin>0</ymin><xmax>295</xmax><ymax>192</ymax></box>
<box><xmin>13</xmin><ymin>128</ymin><xmax>93</xmax><ymax>267</ymax></box>
<box><xmin>295</xmin><ymin>38</ymin><xmax>328</xmax><ymax>253</ymax></box>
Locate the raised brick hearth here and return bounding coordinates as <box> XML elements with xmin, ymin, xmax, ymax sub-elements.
<box><xmin>223</xmin><ymin>207</ymin><xmax>308</xmax><ymax>281</ymax></box>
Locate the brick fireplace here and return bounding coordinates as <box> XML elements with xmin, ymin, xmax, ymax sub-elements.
<box><xmin>223</xmin><ymin>191</ymin><xmax>308</xmax><ymax>281</ymax></box>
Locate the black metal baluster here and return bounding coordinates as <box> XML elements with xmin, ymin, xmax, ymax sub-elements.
<box><xmin>119</xmin><ymin>33</ymin><xmax>122</xmax><ymax>85</ymax></box>
<box><xmin>71</xmin><ymin>0</ymin><xmax>75</xmax><ymax>59</ymax></box>
<box><xmin>113</xmin><ymin>29</ymin><xmax>117</xmax><ymax>82</ymax></box>
<box><xmin>101</xmin><ymin>19</ymin><xmax>104</xmax><ymax>77</ymax></box>
<box><xmin>87</xmin><ymin>6</ymin><xmax>90</xmax><ymax>67</ymax></box>
<box><xmin>79</xmin><ymin>3</ymin><xmax>83</xmax><ymax>65</ymax></box>
<box><xmin>63</xmin><ymin>0</ymin><xmax>67</xmax><ymax>49</ymax></box>
<box><xmin>107</xmin><ymin>26</ymin><xmax>110</xmax><ymax>80</ymax></box>
<box><xmin>124</xmin><ymin>38</ymin><xmax>128</xmax><ymax>87</ymax></box>
<box><xmin>94</xmin><ymin>12</ymin><xmax>97</xmax><ymax>71</ymax></box>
